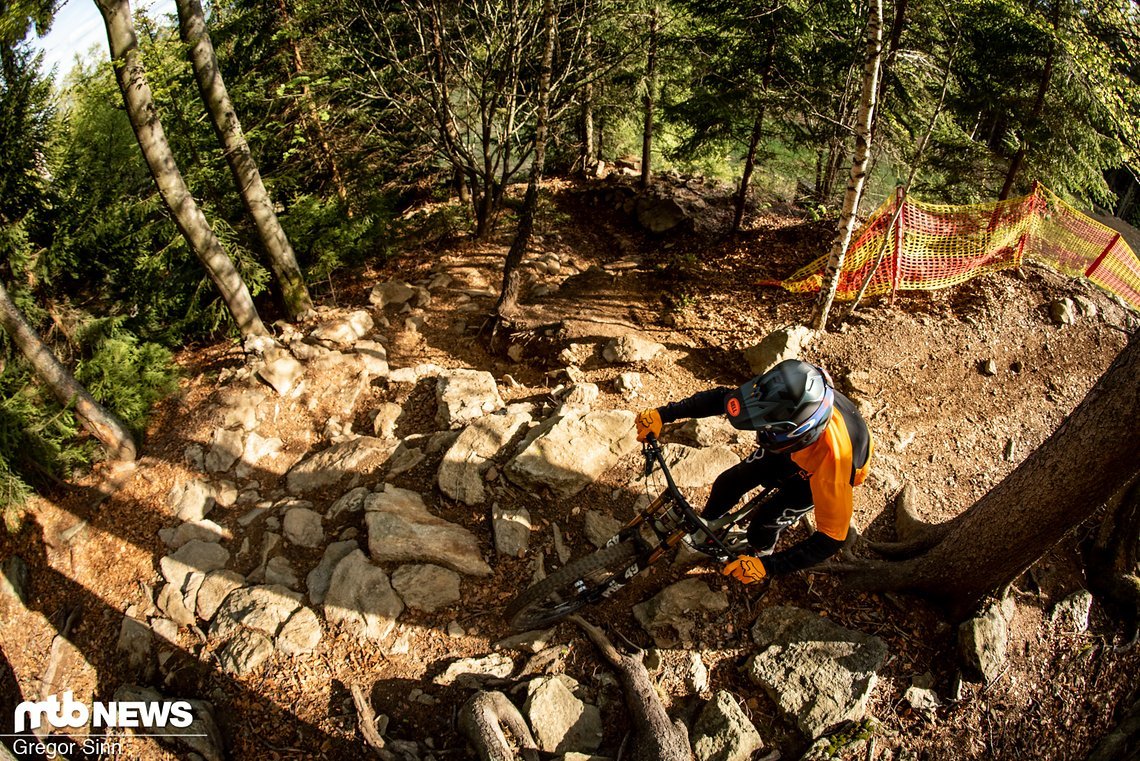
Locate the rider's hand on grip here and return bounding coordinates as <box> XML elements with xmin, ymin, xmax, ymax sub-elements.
<box><xmin>723</xmin><ymin>555</ymin><xmax>768</xmax><ymax>584</ymax></box>
<box><xmin>635</xmin><ymin>409</ymin><xmax>663</xmax><ymax>443</ymax></box>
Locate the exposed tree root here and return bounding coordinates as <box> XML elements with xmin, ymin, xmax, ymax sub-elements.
<box><xmin>457</xmin><ymin>691</ymin><xmax>539</xmax><ymax>761</ymax></box>
<box><xmin>1083</xmin><ymin>478</ymin><xmax>1140</xmax><ymax>648</ymax></box>
<box><xmin>1085</xmin><ymin>695</ymin><xmax>1140</xmax><ymax>761</ymax></box>
<box><xmin>569</xmin><ymin>615</ymin><xmax>690</xmax><ymax>761</ymax></box>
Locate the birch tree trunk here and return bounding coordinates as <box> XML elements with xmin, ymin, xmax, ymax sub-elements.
<box><xmin>639</xmin><ymin>4</ymin><xmax>658</xmax><ymax>190</ymax></box>
<box><xmin>0</xmin><ymin>279</ymin><xmax>136</xmax><ymax>462</ymax></box>
<box><xmin>95</xmin><ymin>0</ymin><xmax>269</xmax><ymax>341</ymax></box>
<box><xmin>811</xmin><ymin>0</ymin><xmax>883</xmax><ymax>331</ymax></box>
<box><xmin>176</xmin><ymin>0</ymin><xmax>314</xmax><ymax>320</ymax></box>
<box><xmin>494</xmin><ymin>0</ymin><xmax>555</xmax><ymax>322</ymax></box>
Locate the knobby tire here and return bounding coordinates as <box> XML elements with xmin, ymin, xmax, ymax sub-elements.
<box><xmin>505</xmin><ymin>540</ymin><xmax>639</xmax><ymax>631</ymax></box>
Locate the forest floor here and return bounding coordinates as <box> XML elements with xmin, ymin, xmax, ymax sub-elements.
<box><xmin>2</xmin><ymin>178</ymin><xmax>1139</xmax><ymax>761</ymax></box>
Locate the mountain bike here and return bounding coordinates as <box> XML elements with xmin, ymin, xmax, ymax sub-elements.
<box><xmin>505</xmin><ymin>434</ymin><xmax>780</xmax><ymax>631</ymax></box>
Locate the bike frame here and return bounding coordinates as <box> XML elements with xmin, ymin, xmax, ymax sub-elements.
<box><xmin>598</xmin><ymin>434</ymin><xmax>780</xmax><ymax>596</ymax></box>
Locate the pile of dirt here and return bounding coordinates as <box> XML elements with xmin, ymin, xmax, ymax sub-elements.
<box><xmin>1</xmin><ymin>181</ymin><xmax>1137</xmax><ymax>761</ymax></box>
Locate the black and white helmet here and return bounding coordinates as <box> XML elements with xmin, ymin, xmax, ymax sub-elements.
<box><xmin>723</xmin><ymin>359</ymin><xmax>835</xmax><ymax>453</ymax></box>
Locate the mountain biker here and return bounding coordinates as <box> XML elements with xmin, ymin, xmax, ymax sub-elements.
<box><xmin>635</xmin><ymin>359</ymin><xmax>872</xmax><ymax>586</ymax></box>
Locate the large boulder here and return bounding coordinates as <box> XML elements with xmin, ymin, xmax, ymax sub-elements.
<box><xmin>159</xmin><ymin>541</ymin><xmax>230</xmax><ymax>592</ymax></box>
<box><xmin>391</xmin><ymin>564</ymin><xmax>462</xmax><ymax>612</ymax></box>
<box><xmin>505</xmin><ymin>409</ymin><xmax>638</xmax><ymax>499</ymax></box>
<box><xmin>324</xmin><ymin>550</ymin><xmax>405</xmax><ymax>641</ymax></box>
<box><xmin>286</xmin><ymin>437</ymin><xmax>400</xmax><ymax>495</ymax></box>
<box><xmin>747</xmin><ymin>606</ymin><xmax>887</xmax><ymax>739</ymax></box>
<box><xmin>632</xmin><ymin>579</ymin><xmax>729</xmax><ymax>648</ymax></box>
<box><xmin>310</xmin><ymin>310</ymin><xmax>373</xmax><ymax>347</ymax></box>
<box><xmin>438</xmin><ymin>411</ymin><xmax>531</xmax><ymax>505</ymax></box>
<box><xmin>436</xmin><ymin>369</ymin><xmax>506</xmax><ymax>429</ymax></box>
<box><xmin>283</xmin><ymin>507</ymin><xmax>325</xmax><ymax>548</ymax></box>
<box><xmin>639</xmin><ymin>444</ymin><xmax>741</xmax><ymax>490</ymax></box>
<box><xmin>364</xmin><ymin>486</ymin><xmax>492</xmax><ymax>577</ymax></box>
<box><xmin>209</xmin><ymin>584</ymin><xmax>322</xmax><ymax>668</ymax></box>
<box><xmin>370</xmin><ymin>280</ymin><xmax>419</xmax><ymax>309</ymax></box>
<box><xmin>305</xmin><ymin>540</ymin><xmax>359</xmax><ymax>605</ymax></box>
<box><xmin>743</xmin><ymin>326</ymin><xmax>815</xmax><ymax>376</ymax></box>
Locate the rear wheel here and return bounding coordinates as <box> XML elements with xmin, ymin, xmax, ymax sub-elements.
<box><xmin>504</xmin><ymin>540</ymin><xmax>640</xmax><ymax>631</ymax></box>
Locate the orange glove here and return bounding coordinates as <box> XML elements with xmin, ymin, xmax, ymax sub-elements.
<box><xmin>635</xmin><ymin>409</ymin><xmax>663</xmax><ymax>442</ymax></box>
<box><xmin>723</xmin><ymin>555</ymin><xmax>768</xmax><ymax>584</ymax></box>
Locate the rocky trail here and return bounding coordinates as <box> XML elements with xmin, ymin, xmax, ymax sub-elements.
<box><xmin>2</xmin><ymin>182</ymin><xmax>1138</xmax><ymax>760</ymax></box>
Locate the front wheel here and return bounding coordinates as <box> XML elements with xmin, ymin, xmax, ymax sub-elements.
<box><xmin>504</xmin><ymin>540</ymin><xmax>640</xmax><ymax>631</ymax></box>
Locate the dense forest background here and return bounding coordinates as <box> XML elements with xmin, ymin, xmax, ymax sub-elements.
<box><xmin>1</xmin><ymin>0</ymin><xmax>1137</xmax><ymax>508</ymax></box>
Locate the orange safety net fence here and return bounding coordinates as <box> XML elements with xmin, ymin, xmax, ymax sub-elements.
<box><xmin>767</xmin><ymin>183</ymin><xmax>1140</xmax><ymax>310</ymax></box>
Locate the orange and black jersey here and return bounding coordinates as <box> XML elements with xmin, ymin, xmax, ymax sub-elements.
<box><xmin>658</xmin><ymin>386</ymin><xmax>873</xmax><ymax>574</ymax></box>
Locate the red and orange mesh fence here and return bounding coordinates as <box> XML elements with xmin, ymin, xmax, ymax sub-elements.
<box><xmin>767</xmin><ymin>183</ymin><xmax>1140</xmax><ymax>310</ymax></box>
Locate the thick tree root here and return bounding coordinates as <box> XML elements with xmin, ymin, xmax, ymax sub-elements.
<box><xmin>569</xmin><ymin>615</ymin><xmax>690</xmax><ymax>761</ymax></box>
<box><xmin>458</xmin><ymin>691</ymin><xmax>539</xmax><ymax>761</ymax></box>
<box><xmin>1085</xmin><ymin>695</ymin><xmax>1140</xmax><ymax>761</ymax></box>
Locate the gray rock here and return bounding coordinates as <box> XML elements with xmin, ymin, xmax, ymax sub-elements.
<box><xmin>210</xmin><ymin>584</ymin><xmax>321</xmax><ymax>655</ymax></box>
<box><xmin>493</xmin><ymin>505</ymin><xmax>532</xmax><ymax>557</ymax></box>
<box><xmin>283</xmin><ymin>507</ymin><xmax>325</xmax><ymax>548</ymax></box>
<box><xmin>584</xmin><ymin>511</ymin><xmax>622</xmax><ymax>548</ymax></box>
<box><xmin>306</xmin><ymin>540</ymin><xmax>359</xmax><ymax>605</ymax></box>
<box><xmin>506</xmin><ymin>409</ymin><xmax>639</xmax><ymax>499</ymax></box>
<box><xmin>327</xmin><ymin>486</ymin><xmax>372</xmax><ymax>521</ymax></box>
<box><xmin>958</xmin><ymin>600</ymin><xmax>1009</xmax><ymax>683</ymax></box>
<box><xmin>1051</xmin><ymin>589</ymin><xmax>1094</xmax><ymax>632</ymax></box>
<box><xmin>684</xmin><ymin>651</ymin><xmax>710</xmax><ymax>693</ymax></box>
<box><xmin>615</xmin><ymin>372</ymin><xmax>643</xmax><ymax>399</ymax></box>
<box><xmin>438</xmin><ymin>412</ymin><xmax>532</xmax><ymax>505</ymax></box>
<box><xmin>164</xmin><ymin>519</ymin><xmax>231</xmax><ymax>549</ymax></box>
<box><xmin>747</xmin><ymin>606</ymin><xmax>888</xmax><ymax>739</ymax></box>
<box><xmin>633</xmin><ymin>579</ymin><xmax>729</xmax><ymax>648</ymax></box>
<box><xmin>310</xmin><ymin>310</ymin><xmax>374</xmax><ymax>347</ymax></box>
<box><xmin>257</xmin><ymin>352</ymin><xmax>304</xmax><ymax>395</ymax></box>
<box><xmin>1050</xmin><ymin>298</ymin><xmax>1077</xmax><ymax>326</ymax></box>
<box><xmin>113</xmin><ymin>685</ymin><xmax>224</xmax><ymax>761</ymax></box>
<box><xmin>560</xmin><ymin>383</ymin><xmax>600</xmax><ymax>408</ymax></box>
<box><xmin>305</xmin><ymin>352</ymin><xmax>372</xmax><ymax>418</ymax></box>
<box><xmin>222</xmin><ymin>389</ymin><xmax>265</xmax><ymax>431</ymax></box>
<box><xmin>370</xmin><ymin>280</ymin><xmax>418</xmax><ymax>309</ymax></box>
<box><xmin>433</xmin><ymin>652</ymin><xmax>515</xmax><ymax>688</ymax></box>
<box><xmin>391</xmin><ymin>564</ymin><xmax>462</xmax><ymax>612</ymax></box>
<box><xmin>356</xmin><ymin>340</ymin><xmax>390</xmax><ymax>378</ymax></box>
<box><xmin>904</xmin><ymin>672</ymin><xmax>941</xmax><ymax>717</ymax></box>
<box><xmin>205</xmin><ymin>427</ymin><xmax>244</xmax><ymax>473</ymax></box>
<box><xmin>236</xmin><ymin>433</ymin><xmax>283</xmax><ymax>479</ymax></box>
<box><xmin>218</xmin><ymin>629</ymin><xmax>274</xmax><ymax>675</ymax></box>
<box><xmin>196</xmin><ymin>570</ymin><xmax>246</xmax><ymax>622</ymax></box>
<box><xmin>602</xmin><ymin>334</ymin><xmax>664</xmax><ymax>364</ymax></box>
<box><xmin>385</xmin><ymin>441</ymin><xmax>425</xmax><ymax>476</ymax></box>
<box><xmin>495</xmin><ymin>628</ymin><xmax>556</xmax><ymax>654</ymax></box>
<box><xmin>157</xmin><ymin>581</ymin><xmax>197</xmax><ymax>627</ymax></box>
<box><xmin>372</xmin><ymin>402</ymin><xmax>404</xmax><ymax>439</ymax></box>
<box><xmin>437</xmin><ymin>369</ymin><xmax>506</xmax><ymax>429</ymax></box>
<box><xmin>980</xmin><ymin>359</ymin><xmax>998</xmax><ymax>376</ymax></box>
<box><xmin>159</xmin><ymin>541</ymin><xmax>230</xmax><ymax>591</ymax></box>
<box><xmin>365</xmin><ymin>487</ymin><xmax>492</xmax><ymax>577</ymax></box>
<box><xmin>285</xmin><ymin>436</ymin><xmax>400</xmax><ymax>495</ymax></box>
<box><xmin>172</xmin><ymin>480</ymin><xmax>215</xmax><ymax>522</ymax></box>
<box><xmin>743</xmin><ymin>326</ymin><xmax>815</xmax><ymax>375</ymax></box>
<box><xmin>692</xmin><ymin>690</ymin><xmax>764</xmax><ymax>761</ymax></box>
<box><xmin>0</xmin><ymin>556</ymin><xmax>29</xmax><ymax>608</ymax></box>
<box><xmin>117</xmin><ymin>615</ymin><xmax>154</xmax><ymax>673</ymax></box>
<box><xmin>264</xmin><ymin>556</ymin><xmax>300</xmax><ymax>589</ymax></box>
<box><xmin>638</xmin><ymin>444</ymin><xmax>740</xmax><ymax>490</ymax></box>
<box><xmin>524</xmin><ymin>675</ymin><xmax>603</xmax><ymax>754</ymax></box>
<box><xmin>1073</xmin><ymin>295</ymin><xmax>1098</xmax><ymax>318</ymax></box>
<box><xmin>676</xmin><ymin>417</ymin><xmax>752</xmax><ymax>448</ymax></box>
<box><xmin>636</xmin><ymin>196</ymin><xmax>686</xmax><ymax>233</ymax></box>
<box><xmin>324</xmin><ymin>550</ymin><xmax>404</xmax><ymax>641</ymax></box>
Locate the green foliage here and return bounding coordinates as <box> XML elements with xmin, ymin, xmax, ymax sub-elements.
<box><xmin>73</xmin><ymin>317</ymin><xmax>179</xmax><ymax>434</ymax></box>
<box><xmin>280</xmin><ymin>193</ymin><xmax>394</xmax><ymax>285</ymax></box>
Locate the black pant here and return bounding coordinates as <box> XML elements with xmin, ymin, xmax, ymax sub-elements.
<box><xmin>704</xmin><ymin>450</ymin><xmax>814</xmax><ymax>553</ymax></box>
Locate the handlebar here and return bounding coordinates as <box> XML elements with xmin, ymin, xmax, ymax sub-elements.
<box><xmin>640</xmin><ymin>434</ymin><xmax>739</xmax><ymax>560</ymax></box>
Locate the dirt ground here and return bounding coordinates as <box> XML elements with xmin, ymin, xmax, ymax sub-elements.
<box><xmin>2</xmin><ymin>181</ymin><xmax>1138</xmax><ymax>760</ymax></box>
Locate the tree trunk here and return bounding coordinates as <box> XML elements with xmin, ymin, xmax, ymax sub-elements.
<box><xmin>176</xmin><ymin>0</ymin><xmax>314</xmax><ymax>320</ymax></box>
<box><xmin>841</xmin><ymin>334</ymin><xmax>1140</xmax><ymax>618</ymax></box>
<box><xmin>640</xmin><ymin>4</ymin><xmax>658</xmax><ymax>190</ymax></box>
<box><xmin>580</xmin><ymin>24</ymin><xmax>596</xmax><ymax>176</ymax></box>
<box><xmin>272</xmin><ymin>0</ymin><xmax>350</xmax><ymax>211</ymax></box>
<box><xmin>0</xmin><ymin>279</ymin><xmax>136</xmax><ymax>462</ymax></box>
<box><xmin>812</xmin><ymin>0</ymin><xmax>883</xmax><ymax>331</ymax></box>
<box><xmin>998</xmin><ymin>1</ymin><xmax>1060</xmax><ymax>201</ymax></box>
<box><xmin>732</xmin><ymin>113</ymin><xmax>764</xmax><ymax>233</ymax></box>
<box><xmin>95</xmin><ymin>0</ymin><xmax>269</xmax><ymax>341</ymax></box>
<box><xmin>494</xmin><ymin>0</ymin><xmax>555</xmax><ymax>322</ymax></box>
